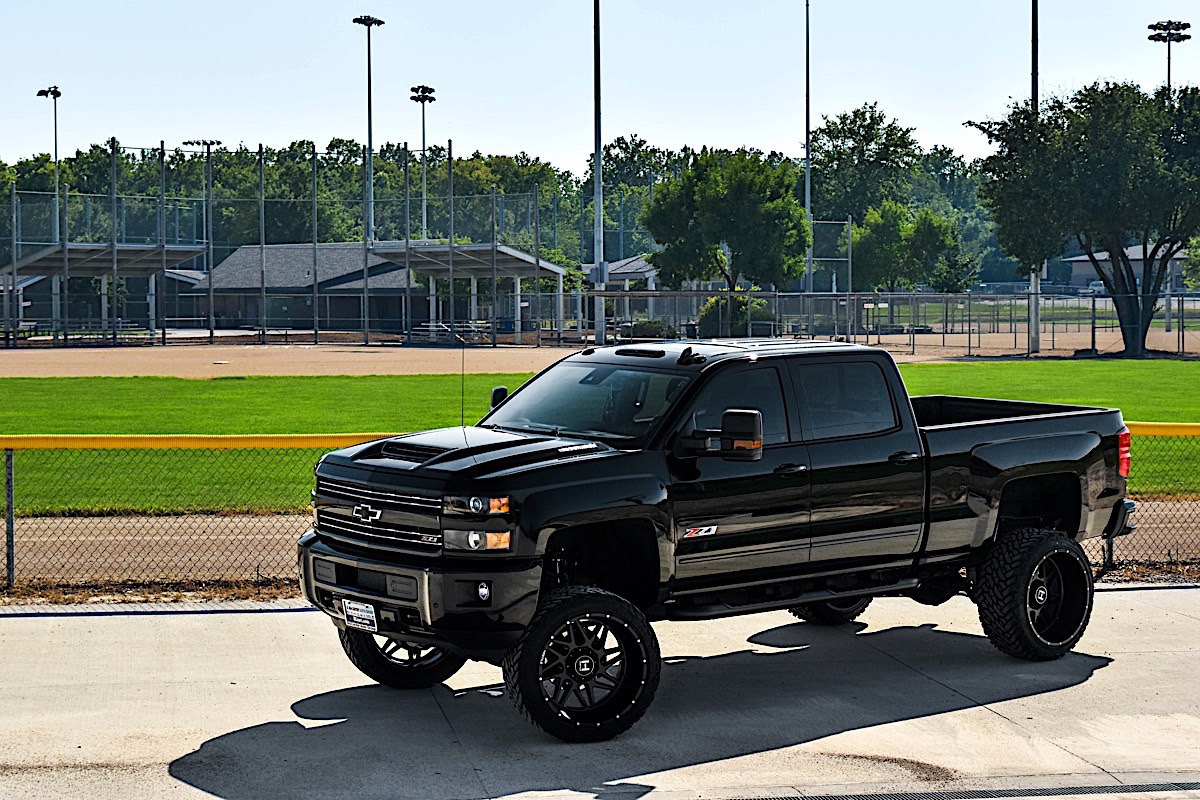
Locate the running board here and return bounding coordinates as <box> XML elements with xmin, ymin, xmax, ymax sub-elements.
<box><xmin>665</xmin><ymin>578</ymin><xmax>921</xmax><ymax>621</ymax></box>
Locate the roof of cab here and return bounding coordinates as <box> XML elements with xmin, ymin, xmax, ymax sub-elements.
<box><xmin>566</xmin><ymin>339</ymin><xmax>882</xmax><ymax>370</ymax></box>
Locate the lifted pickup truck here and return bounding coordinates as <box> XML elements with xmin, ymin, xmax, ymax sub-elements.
<box><xmin>298</xmin><ymin>340</ymin><xmax>1135</xmax><ymax>742</ymax></box>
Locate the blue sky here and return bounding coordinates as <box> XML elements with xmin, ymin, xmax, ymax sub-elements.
<box><xmin>4</xmin><ymin>0</ymin><xmax>1198</xmax><ymax>172</ymax></box>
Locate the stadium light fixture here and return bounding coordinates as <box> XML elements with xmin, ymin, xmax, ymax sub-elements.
<box><xmin>409</xmin><ymin>85</ymin><xmax>436</xmax><ymax>239</ymax></box>
<box><xmin>1148</xmin><ymin>20</ymin><xmax>1192</xmax><ymax>94</ymax></box>
<box><xmin>353</xmin><ymin>14</ymin><xmax>385</xmax><ymax>250</ymax></box>
<box><xmin>36</xmin><ymin>86</ymin><xmax>62</xmax><ymax>243</ymax></box>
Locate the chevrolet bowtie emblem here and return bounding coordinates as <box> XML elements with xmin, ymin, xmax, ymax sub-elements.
<box><xmin>352</xmin><ymin>504</ymin><xmax>382</xmax><ymax>522</ymax></box>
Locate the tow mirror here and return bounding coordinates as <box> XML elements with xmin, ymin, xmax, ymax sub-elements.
<box><xmin>719</xmin><ymin>409</ymin><xmax>763</xmax><ymax>462</ymax></box>
<box><xmin>490</xmin><ymin>386</ymin><xmax>509</xmax><ymax>409</ymax></box>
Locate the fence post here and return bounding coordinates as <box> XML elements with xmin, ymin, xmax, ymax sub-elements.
<box><xmin>1104</xmin><ymin>535</ymin><xmax>1115</xmax><ymax>572</ymax></box>
<box><xmin>5</xmin><ymin>448</ymin><xmax>13</xmax><ymax>588</ymax></box>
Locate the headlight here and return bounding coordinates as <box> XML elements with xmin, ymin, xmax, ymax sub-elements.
<box><xmin>443</xmin><ymin>529</ymin><xmax>512</xmax><ymax>552</ymax></box>
<box><xmin>443</xmin><ymin>496</ymin><xmax>510</xmax><ymax>516</ymax></box>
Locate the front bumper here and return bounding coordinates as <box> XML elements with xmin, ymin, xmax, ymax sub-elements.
<box><xmin>298</xmin><ymin>530</ymin><xmax>541</xmax><ymax>663</ymax></box>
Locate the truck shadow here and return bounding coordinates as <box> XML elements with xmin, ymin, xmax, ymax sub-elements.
<box><xmin>169</xmin><ymin>621</ymin><xmax>1110</xmax><ymax>800</ymax></box>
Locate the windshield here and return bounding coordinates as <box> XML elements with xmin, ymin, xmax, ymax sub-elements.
<box><xmin>480</xmin><ymin>361</ymin><xmax>692</xmax><ymax>448</ymax></box>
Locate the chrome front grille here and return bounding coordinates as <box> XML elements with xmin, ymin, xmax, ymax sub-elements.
<box><xmin>316</xmin><ymin>477</ymin><xmax>441</xmax><ymax>514</ymax></box>
<box><xmin>315</xmin><ymin>508</ymin><xmax>442</xmax><ymax>553</ymax></box>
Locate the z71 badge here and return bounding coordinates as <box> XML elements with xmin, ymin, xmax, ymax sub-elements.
<box><xmin>683</xmin><ymin>525</ymin><xmax>719</xmax><ymax>538</ymax></box>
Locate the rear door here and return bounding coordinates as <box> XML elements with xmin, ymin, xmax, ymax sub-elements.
<box><xmin>788</xmin><ymin>356</ymin><xmax>925</xmax><ymax>569</ymax></box>
<box><xmin>669</xmin><ymin>362</ymin><xmax>812</xmax><ymax>590</ymax></box>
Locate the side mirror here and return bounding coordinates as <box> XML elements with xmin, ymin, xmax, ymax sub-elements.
<box><xmin>719</xmin><ymin>409</ymin><xmax>763</xmax><ymax>462</ymax></box>
<box><xmin>490</xmin><ymin>386</ymin><xmax>509</xmax><ymax>409</ymax></box>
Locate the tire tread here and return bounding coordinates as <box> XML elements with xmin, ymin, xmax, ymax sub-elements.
<box><xmin>975</xmin><ymin>527</ymin><xmax>1092</xmax><ymax>661</ymax></box>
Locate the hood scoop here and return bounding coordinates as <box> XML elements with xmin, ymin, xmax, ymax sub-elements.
<box><xmin>380</xmin><ymin>440</ymin><xmax>452</xmax><ymax>464</ymax></box>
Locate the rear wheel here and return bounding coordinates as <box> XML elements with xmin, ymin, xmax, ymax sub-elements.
<box><xmin>789</xmin><ymin>597</ymin><xmax>872</xmax><ymax>625</ymax></box>
<box><xmin>975</xmin><ymin>528</ymin><xmax>1094</xmax><ymax>661</ymax></box>
<box><xmin>503</xmin><ymin>585</ymin><xmax>661</xmax><ymax>743</ymax></box>
<box><xmin>339</xmin><ymin>628</ymin><xmax>468</xmax><ymax>689</ymax></box>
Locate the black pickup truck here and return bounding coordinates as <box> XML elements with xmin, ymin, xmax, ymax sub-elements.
<box><xmin>298</xmin><ymin>340</ymin><xmax>1135</xmax><ymax>742</ymax></box>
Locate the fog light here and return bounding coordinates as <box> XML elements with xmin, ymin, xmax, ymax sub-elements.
<box><xmin>477</xmin><ymin>582</ymin><xmax>491</xmax><ymax>601</ymax></box>
<box><xmin>443</xmin><ymin>529</ymin><xmax>512</xmax><ymax>552</ymax></box>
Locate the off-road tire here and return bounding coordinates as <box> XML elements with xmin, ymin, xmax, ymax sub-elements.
<box><xmin>502</xmin><ymin>585</ymin><xmax>661</xmax><ymax>743</ymax></box>
<box><xmin>339</xmin><ymin>628</ymin><xmax>468</xmax><ymax>689</ymax></box>
<box><xmin>975</xmin><ymin>527</ymin><xmax>1094</xmax><ymax>661</ymax></box>
<box><xmin>789</xmin><ymin>597</ymin><xmax>872</xmax><ymax>625</ymax></box>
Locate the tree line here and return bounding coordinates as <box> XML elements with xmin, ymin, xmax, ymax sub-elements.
<box><xmin>5</xmin><ymin>82</ymin><xmax>1198</xmax><ymax>354</ymax></box>
<box><xmin>1</xmin><ymin>115</ymin><xmax>1018</xmax><ymax>288</ymax></box>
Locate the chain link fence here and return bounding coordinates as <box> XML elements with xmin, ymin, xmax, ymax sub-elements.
<box><xmin>0</xmin><ymin>435</ymin><xmax>390</xmax><ymax>586</ymax></box>
<box><xmin>1</xmin><ymin>427</ymin><xmax>1197</xmax><ymax>588</ymax></box>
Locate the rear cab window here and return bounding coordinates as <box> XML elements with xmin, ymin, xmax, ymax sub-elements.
<box><xmin>791</xmin><ymin>360</ymin><xmax>899</xmax><ymax>440</ymax></box>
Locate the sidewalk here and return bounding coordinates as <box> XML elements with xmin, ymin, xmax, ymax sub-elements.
<box><xmin>1</xmin><ymin>586</ymin><xmax>1198</xmax><ymax>800</ymax></box>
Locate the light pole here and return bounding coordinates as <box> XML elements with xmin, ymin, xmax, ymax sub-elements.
<box><xmin>409</xmin><ymin>85</ymin><xmax>435</xmax><ymax>240</ymax></box>
<box><xmin>1148</xmin><ymin>20</ymin><xmax>1192</xmax><ymax>94</ymax></box>
<box><xmin>353</xmin><ymin>14</ymin><xmax>384</xmax><ymax>247</ymax></box>
<box><xmin>804</xmin><ymin>0</ymin><xmax>813</xmax><ymax>294</ymax></box>
<box><xmin>36</xmin><ymin>86</ymin><xmax>62</xmax><ymax>243</ymax></box>
<box><xmin>593</xmin><ymin>0</ymin><xmax>607</xmax><ymax>345</ymax></box>
<box><xmin>183</xmin><ymin>139</ymin><xmax>221</xmax><ymax>344</ymax></box>
<box><xmin>1029</xmin><ymin>0</ymin><xmax>1041</xmax><ymax>353</ymax></box>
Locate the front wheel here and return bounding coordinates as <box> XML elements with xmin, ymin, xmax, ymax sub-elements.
<box><xmin>503</xmin><ymin>585</ymin><xmax>661</xmax><ymax>743</ymax></box>
<box><xmin>789</xmin><ymin>597</ymin><xmax>872</xmax><ymax>625</ymax></box>
<box><xmin>975</xmin><ymin>528</ymin><xmax>1094</xmax><ymax>661</ymax></box>
<box><xmin>338</xmin><ymin>628</ymin><xmax>468</xmax><ymax>689</ymax></box>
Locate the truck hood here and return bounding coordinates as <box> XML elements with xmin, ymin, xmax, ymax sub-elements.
<box><xmin>324</xmin><ymin>426</ymin><xmax>620</xmax><ymax>479</ymax></box>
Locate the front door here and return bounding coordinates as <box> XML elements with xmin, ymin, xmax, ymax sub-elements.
<box><xmin>670</xmin><ymin>363</ymin><xmax>811</xmax><ymax>591</ymax></box>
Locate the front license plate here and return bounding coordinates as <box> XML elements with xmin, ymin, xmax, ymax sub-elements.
<box><xmin>342</xmin><ymin>599</ymin><xmax>378</xmax><ymax>632</ymax></box>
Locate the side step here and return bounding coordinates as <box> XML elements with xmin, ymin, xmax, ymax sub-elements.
<box><xmin>665</xmin><ymin>578</ymin><xmax>920</xmax><ymax>621</ymax></box>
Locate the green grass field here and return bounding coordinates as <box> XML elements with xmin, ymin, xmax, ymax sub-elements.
<box><xmin>0</xmin><ymin>361</ymin><xmax>1195</xmax><ymax>514</ymax></box>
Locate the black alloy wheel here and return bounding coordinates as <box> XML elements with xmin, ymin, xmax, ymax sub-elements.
<box><xmin>339</xmin><ymin>628</ymin><xmax>468</xmax><ymax>689</ymax></box>
<box><xmin>504</xmin><ymin>585</ymin><xmax>661</xmax><ymax>743</ymax></box>
<box><xmin>975</xmin><ymin>527</ymin><xmax>1094</xmax><ymax>661</ymax></box>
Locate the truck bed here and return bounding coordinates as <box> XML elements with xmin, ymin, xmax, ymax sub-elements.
<box><xmin>910</xmin><ymin>395</ymin><xmax>1105</xmax><ymax>428</ymax></box>
<box><xmin>911</xmin><ymin>395</ymin><xmax>1126</xmax><ymax>554</ymax></box>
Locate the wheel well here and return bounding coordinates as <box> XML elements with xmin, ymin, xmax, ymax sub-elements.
<box><xmin>996</xmin><ymin>473</ymin><xmax>1081</xmax><ymax>539</ymax></box>
<box><xmin>541</xmin><ymin>520</ymin><xmax>659</xmax><ymax>611</ymax></box>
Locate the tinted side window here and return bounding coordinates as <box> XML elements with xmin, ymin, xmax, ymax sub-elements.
<box><xmin>795</xmin><ymin>361</ymin><xmax>897</xmax><ymax>439</ymax></box>
<box><xmin>683</xmin><ymin>366</ymin><xmax>790</xmax><ymax>445</ymax></box>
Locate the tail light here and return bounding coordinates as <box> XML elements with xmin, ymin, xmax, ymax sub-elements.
<box><xmin>1118</xmin><ymin>429</ymin><xmax>1131</xmax><ymax>478</ymax></box>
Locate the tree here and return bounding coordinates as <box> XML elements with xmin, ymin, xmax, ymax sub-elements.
<box><xmin>1185</xmin><ymin>236</ymin><xmax>1200</xmax><ymax>289</ymax></box>
<box><xmin>810</xmin><ymin>102</ymin><xmax>921</xmax><ymax>223</ymax></box>
<box><xmin>972</xmin><ymin>82</ymin><xmax>1200</xmax><ymax>355</ymax></box>
<box><xmin>851</xmin><ymin>200</ymin><xmax>916</xmax><ymax>293</ymax></box>
<box><xmin>927</xmin><ymin>230</ymin><xmax>982</xmax><ymax>293</ymax></box>
<box><xmin>853</xmin><ymin>201</ymin><xmax>970</xmax><ymax>297</ymax></box>
<box><xmin>641</xmin><ymin>148</ymin><xmax>810</xmax><ymax>336</ymax></box>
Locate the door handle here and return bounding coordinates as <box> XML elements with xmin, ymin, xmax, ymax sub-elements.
<box><xmin>889</xmin><ymin>451</ymin><xmax>921</xmax><ymax>464</ymax></box>
<box><xmin>774</xmin><ymin>463</ymin><xmax>809</xmax><ymax>476</ymax></box>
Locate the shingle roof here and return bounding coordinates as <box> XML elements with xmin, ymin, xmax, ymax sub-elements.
<box><xmin>585</xmin><ymin>254</ymin><xmax>656</xmax><ymax>281</ymax></box>
<box><xmin>1063</xmin><ymin>246</ymin><xmax>1189</xmax><ymax>263</ymax></box>
<box><xmin>201</xmin><ymin>242</ymin><xmax>399</xmax><ymax>291</ymax></box>
<box><xmin>199</xmin><ymin>241</ymin><xmax>566</xmax><ymax>293</ymax></box>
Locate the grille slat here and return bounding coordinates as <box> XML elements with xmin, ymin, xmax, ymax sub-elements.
<box><xmin>316</xmin><ymin>509</ymin><xmax>442</xmax><ymax>553</ymax></box>
<box><xmin>316</xmin><ymin>477</ymin><xmax>441</xmax><ymax>513</ymax></box>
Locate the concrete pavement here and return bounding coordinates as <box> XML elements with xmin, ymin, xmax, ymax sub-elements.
<box><xmin>1</xmin><ymin>586</ymin><xmax>1199</xmax><ymax>800</ymax></box>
